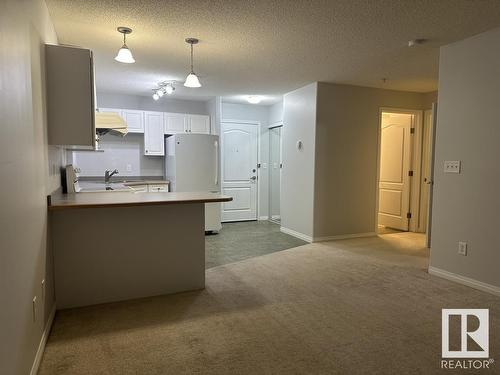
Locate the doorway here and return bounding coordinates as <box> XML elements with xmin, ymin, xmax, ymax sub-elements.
<box><xmin>268</xmin><ymin>125</ymin><xmax>282</xmax><ymax>224</ymax></box>
<box><xmin>376</xmin><ymin>108</ymin><xmax>434</xmax><ymax>242</ymax></box>
<box><xmin>220</xmin><ymin>121</ymin><xmax>259</xmax><ymax>222</ymax></box>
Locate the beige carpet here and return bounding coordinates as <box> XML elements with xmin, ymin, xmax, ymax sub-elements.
<box><xmin>39</xmin><ymin>233</ymin><xmax>500</xmax><ymax>374</ymax></box>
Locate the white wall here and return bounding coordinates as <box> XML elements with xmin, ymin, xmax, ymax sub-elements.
<box><xmin>0</xmin><ymin>1</ymin><xmax>63</xmax><ymax>374</ymax></box>
<box><xmin>72</xmin><ymin>134</ymin><xmax>164</xmax><ymax>177</ymax></box>
<box><xmin>268</xmin><ymin>100</ymin><xmax>284</xmax><ymax>125</ymax></box>
<box><xmin>314</xmin><ymin>83</ymin><xmax>428</xmax><ymax>239</ymax></box>
<box><xmin>429</xmin><ymin>28</ymin><xmax>500</xmax><ymax>289</ymax></box>
<box><xmin>281</xmin><ymin>83</ymin><xmax>318</xmax><ymax>239</ymax></box>
<box><xmin>97</xmin><ymin>92</ymin><xmax>209</xmax><ymax>115</ymax></box>
<box><xmin>221</xmin><ymin>102</ymin><xmax>271</xmax><ymax>218</ymax></box>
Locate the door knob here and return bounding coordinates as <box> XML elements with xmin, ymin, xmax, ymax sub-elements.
<box><xmin>250</xmin><ymin>176</ymin><xmax>257</xmax><ymax>181</ymax></box>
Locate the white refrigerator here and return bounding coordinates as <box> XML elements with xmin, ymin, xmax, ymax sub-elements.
<box><xmin>165</xmin><ymin>134</ymin><xmax>221</xmax><ymax>232</ymax></box>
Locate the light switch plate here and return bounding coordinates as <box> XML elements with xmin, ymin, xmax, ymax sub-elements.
<box><xmin>444</xmin><ymin>160</ymin><xmax>461</xmax><ymax>174</ymax></box>
<box><xmin>458</xmin><ymin>242</ymin><xmax>467</xmax><ymax>256</ymax></box>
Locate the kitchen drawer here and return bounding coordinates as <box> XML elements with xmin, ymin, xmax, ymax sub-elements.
<box><xmin>148</xmin><ymin>184</ymin><xmax>168</xmax><ymax>192</ymax></box>
<box><xmin>130</xmin><ymin>184</ymin><xmax>148</xmax><ymax>193</ymax></box>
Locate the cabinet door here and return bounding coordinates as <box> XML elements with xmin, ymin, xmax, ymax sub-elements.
<box><xmin>122</xmin><ymin>110</ymin><xmax>144</xmax><ymax>133</ymax></box>
<box><xmin>148</xmin><ymin>184</ymin><xmax>168</xmax><ymax>192</ymax></box>
<box><xmin>164</xmin><ymin>113</ymin><xmax>188</xmax><ymax>134</ymax></box>
<box><xmin>188</xmin><ymin>115</ymin><xmax>210</xmax><ymax>134</ymax></box>
<box><xmin>144</xmin><ymin>112</ymin><xmax>164</xmax><ymax>156</ymax></box>
<box><xmin>46</xmin><ymin>44</ymin><xmax>95</xmax><ymax>147</ymax></box>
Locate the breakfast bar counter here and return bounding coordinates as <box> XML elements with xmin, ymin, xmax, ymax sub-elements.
<box><xmin>49</xmin><ymin>191</ymin><xmax>232</xmax><ymax>309</ymax></box>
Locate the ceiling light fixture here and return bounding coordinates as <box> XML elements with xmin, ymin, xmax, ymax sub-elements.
<box><xmin>164</xmin><ymin>83</ymin><xmax>175</xmax><ymax>95</ymax></box>
<box><xmin>184</xmin><ymin>38</ymin><xmax>202</xmax><ymax>88</ymax></box>
<box><xmin>151</xmin><ymin>82</ymin><xmax>176</xmax><ymax>100</ymax></box>
<box><xmin>247</xmin><ymin>96</ymin><xmax>262</xmax><ymax>104</ymax></box>
<box><xmin>408</xmin><ymin>38</ymin><xmax>427</xmax><ymax>47</ymax></box>
<box><xmin>115</xmin><ymin>27</ymin><xmax>135</xmax><ymax>63</ymax></box>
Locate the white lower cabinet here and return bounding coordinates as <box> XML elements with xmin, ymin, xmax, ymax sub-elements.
<box><xmin>148</xmin><ymin>184</ymin><xmax>168</xmax><ymax>192</ymax></box>
<box><xmin>128</xmin><ymin>183</ymin><xmax>169</xmax><ymax>193</ymax></box>
<box><xmin>144</xmin><ymin>111</ymin><xmax>165</xmax><ymax>156</ymax></box>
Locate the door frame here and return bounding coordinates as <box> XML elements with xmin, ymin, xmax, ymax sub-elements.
<box><xmin>268</xmin><ymin>123</ymin><xmax>283</xmax><ymax>224</ymax></box>
<box><xmin>220</xmin><ymin>119</ymin><xmax>261</xmax><ymax>221</ymax></box>
<box><xmin>375</xmin><ymin>107</ymin><xmax>423</xmax><ymax>233</ymax></box>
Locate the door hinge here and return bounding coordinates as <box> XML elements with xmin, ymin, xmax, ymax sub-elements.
<box><xmin>410</xmin><ymin>128</ymin><xmax>415</xmax><ymax>134</ymax></box>
<box><xmin>407</xmin><ymin>212</ymin><xmax>412</xmax><ymax>219</ymax></box>
<box><xmin>408</xmin><ymin>170</ymin><xmax>414</xmax><ymax>177</ymax></box>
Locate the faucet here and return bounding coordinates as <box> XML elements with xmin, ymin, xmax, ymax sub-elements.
<box><xmin>104</xmin><ymin>169</ymin><xmax>119</xmax><ymax>183</ymax></box>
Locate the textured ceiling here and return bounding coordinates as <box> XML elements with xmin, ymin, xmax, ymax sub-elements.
<box><xmin>45</xmin><ymin>0</ymin><xmax>500</xmax><ymax>104</ymax></box>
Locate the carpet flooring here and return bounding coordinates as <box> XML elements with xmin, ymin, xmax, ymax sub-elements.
<box><xmin>39</xmin><ymin>232</ymin><xmax>500</xmax><ymax>374</ymax></box>
<box><xmin>205</xmin><ymin>221</ymin><xmax>306</xmax><ymax>268</ymax></box>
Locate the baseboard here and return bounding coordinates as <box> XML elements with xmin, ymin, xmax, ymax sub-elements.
<box><xmin>313</xmin><ymin>232</ymin><xmax>377</xmax><ymax>242</ymax></box>
<box><xmin>30</xmin><ymin>304</ymin><xmax>56</xmax><ymax>375</ymax></box>
<box><xmin>280</xmin><ymin>227</ymin><xmax>313</xmax><ymax>243</ymax></box>
<box><xmin>258</xmin><ymin>216</ymin><xmax>269</xmax><ymax>221</ymax></box>
<box><xmin>428</xmin><ymin>266</ymin><xmax>500</xmax><ymax>297</ymax></box>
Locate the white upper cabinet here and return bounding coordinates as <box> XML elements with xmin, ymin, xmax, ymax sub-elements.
<box><xmin>122</xmin><ymin>110</ymin><xmax>144</xmax><ymax>133</ymax></box>
<box><xmin>144</xmin><ymin>111</ymin><xmax>164</xmax><ymax>156</ymax></box>
<box><xmin>99</xmin><ymin>108</ymin><xmax>144</xmax><ymax>133</ymax></box>
<box><xmin>46</xmin><ymin>44</ymin><xmax>96</xmax><ymax>147</ymax></box>
<box><xmin>164</xmin><ymin>112</ymin><xmax>188</xmax><ymax>134</ymax></box>
<box><xmin>188</xmin><ymin>114</ymin><xmax>210</xmax><ymax>134</ymax></box>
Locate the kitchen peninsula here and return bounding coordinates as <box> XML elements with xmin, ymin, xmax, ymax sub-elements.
<box><xmin>49</xmin><ymin>191</ymin><xmax>232</xmax><ymax>309</ymax></box>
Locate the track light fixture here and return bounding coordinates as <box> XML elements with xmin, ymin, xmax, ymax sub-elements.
<box><xmin>151</xmin><ymin>82</ymin><xmax>176</xmax><ymax>100</ymax></box>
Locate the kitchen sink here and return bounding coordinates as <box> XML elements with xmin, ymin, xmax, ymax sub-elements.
<box><xmin>78</xmin><ymin>181</ymin><xmax>133</xmax><ymax>193</ymax></box>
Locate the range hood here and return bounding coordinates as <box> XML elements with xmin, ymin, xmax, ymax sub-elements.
<box><xmin>95</xmin><ymin>111</ymin><xmax>128</xmax><ymax>136</ymax></box>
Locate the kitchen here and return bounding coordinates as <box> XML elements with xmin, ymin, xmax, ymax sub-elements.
<box><xmin>45</xmin><ymin>36</ymin><xmax>297</xmax><ymax>309</ymax></box>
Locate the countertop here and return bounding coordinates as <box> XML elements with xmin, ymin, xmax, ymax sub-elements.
<box><xmin>49</xmin><ymin>191</ymin><xmax>232</xmax><ymax>210</ymax></box>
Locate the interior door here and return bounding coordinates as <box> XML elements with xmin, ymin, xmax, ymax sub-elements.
<box><xmin>426</xmin><ymin>103</ymin><xmax>438</xmax><ymax>247</ymax></box>
<box><xmin>418</xmin><ymin>109</ymin><xmax>433</xmax><ymax>233</ymax></box>
<box><xmin>378</xmin><ymin>112</ymin><xmax>413</xmax><ymax>231</ymax></box>
<box><xmin>221</xmin><ymin>122</ymin><xmax>258</xmax><ymax>222</ymax></box>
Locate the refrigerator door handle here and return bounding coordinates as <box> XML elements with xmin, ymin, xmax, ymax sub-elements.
<box><xmin>214</xmin><ymin>140</ymin><xmax>219</xmax><ymax>186</ymax></box>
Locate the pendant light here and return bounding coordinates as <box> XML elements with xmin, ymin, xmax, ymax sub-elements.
<box><xmin>115</xmin><ymin>27</ymin><xmax>135</xmax><ymax>64</ymax></box>
<box><xmin>184</xmin><ymin>38</ymin><xmax>201</xmax><ymax>88</ymax></box>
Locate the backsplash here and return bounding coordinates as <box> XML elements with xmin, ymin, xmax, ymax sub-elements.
<box><xmin>69</xmin><ymin>133</ymin><xmax>164</xmax><ymax>177</ymax></box>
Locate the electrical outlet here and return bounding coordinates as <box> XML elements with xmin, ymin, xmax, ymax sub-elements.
<box><xmin>32</xmin><ymin>296</ymin><xmax>37</xmax><ymax>322</ymax></box>
<box><xmin>444</xmin><ymin>160</ymin><xmax>461</xmax><ymax>174</ymax></box>
<box><xmin>458</xmin><ymin>242</ymin><xmax>467</xmax><ymax>256</ymax></box>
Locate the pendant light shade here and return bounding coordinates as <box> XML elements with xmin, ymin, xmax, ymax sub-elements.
<box><xmin>115</xmin><ymin>27</ymin><xmax>135</xmax><ymax>64</ymax></box>
<box><xmin>184</xmin><ymin>38</ymin><xmax>202</xmax><ymax>88</ymax></box>
<box><xmin>184</xmin><ymin>73</ymin><xmax>201</xmax><ymax>88</ymax></box>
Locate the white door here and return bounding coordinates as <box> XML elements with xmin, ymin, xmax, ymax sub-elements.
<box><xmin>188</xmin><ymin>115</ymin><xmax>210</xmax><ymax>134</ymax></box>
<box><xmin>122</xmin><ymin>110</ymin><xmax>144</xmax><ymax>133</ymax></box>
<box><xmin>418</xmin><ymin>109</ymin><xmax>433</xmax><ymax>233</ymax></box>
<box><xmin>144</xmin><ymin>111</ymin><xmax>164</xmax><ymax>156</ymax></box>
<box><xmin>426</xmin><ymin>103</ymin><xmax>438</xmax><ymax>247</ymax></box>
<box><xmin>164</xmin><ymin>113</ymin><xmax>187</xmax><ymax>134</ymax></box>
<box><xmin>221</xmin><ymin>122</ymin><xmax>259</xmax><ymax>222</ymax></box>
<box><xmin>378</xmin><ymin>113</ymin><xmax>413</xmax><ymax>231</ymax></box>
